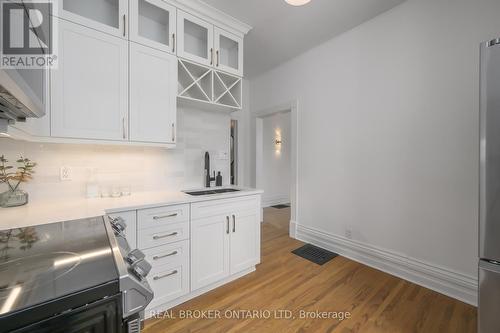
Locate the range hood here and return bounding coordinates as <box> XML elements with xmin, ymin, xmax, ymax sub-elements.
<box><xmin>0</xmin><ymin>70</ymin><xmax>45</xmax><ymax>123</ymax></box>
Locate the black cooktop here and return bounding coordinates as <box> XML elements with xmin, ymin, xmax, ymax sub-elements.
<box><xmin>0</xmin><ymin>217</ymin><xmax>119</xmax><ymax>329</ymax></box>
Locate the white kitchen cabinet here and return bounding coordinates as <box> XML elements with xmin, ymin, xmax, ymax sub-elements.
<box><xmin>59</xmin><ymin>0</ymin><xmax>129</xmax><ymax>39</ymax></box>
<box><xmin>130</xmin><ymin>0</ymin><xmax>177</xmax><ymax>54</ymax></box>
<box><xmin>177</xmin><ymin>10</ymin><xmax>214</xmax><ymax>67</ymax></box>
<box><xmin>229</xmin><ymin>211</ymin><xmax>260</xmax><ymax>274</ymax></box>
<box><xmin>144</xmin><ymin>240</ymin><xmax>190</xmax><ymax>309</ymax></box>
<box><xmin>177</xmin><ymin>12</ymin><xmax>243</xmax><ymax>77</ymax></box>
<box><xmin>191</xmin><ymin>214</ymin><xmax>231</xmax><ymax>291</ymax></box>
<box><xmin>191</xmin><ymin>196</ymin><xmax>260</xmax><ymax>291</ymax></box>
<box><xmin>214</xmin><ymin>27</ymin><xmax>243</xmax><ymax>77</ymax></box>
<box><xmin>108</xmin><ymin>211</ymin><xmax>137</xmax><ymax>249</ymax></box>
<box><xmin>51</xmin><ymin>19</ymin><xmax>129</xmax><ymax>141</ymax></box>
<box><xmin>129</xmin><ymin>43</ymin><xmax>177</xmax><ymax>144</ymax></box>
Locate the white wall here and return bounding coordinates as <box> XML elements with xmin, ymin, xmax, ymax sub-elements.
<box><xmin>259</xmin><ymin>112</ymin><xmax>291</xmax><ymax>206</ymax></box>
<box><xmin>0</xmin><ymin>108</ymin><xmax>231</xmax><ymax>200</ymax></box>
<box><xmin>231</xmin><ymin>79</ymin><xmax>252</xmax><ymax>187</ymax></box>
<box><xmin>250</xmin><ymin>0</ymin><xmax>500</xmax><ymax>294</ymax></box>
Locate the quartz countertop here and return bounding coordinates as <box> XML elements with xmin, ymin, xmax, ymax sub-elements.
<box><xmin>0</xmin><ymin>186</ymin><xmax>263</xmax><ymax>229</ymax></box>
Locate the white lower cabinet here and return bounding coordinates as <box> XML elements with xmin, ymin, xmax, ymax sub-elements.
<box><xmin>191</xmin><ymin>214</ymin><xmax>231</xmax><ymax>290</ymax></box>
<box><xmin>136</xmin><ymin>195</ymin><xmax>261</xmax><ymax>313</ymax></box>
<box><xmin>229</xmin><ymin>210</ymin><xmax>260</xmax><ymax>274</ymax></box>
<box><xmin>144</xmin><ymin>240</ymin><xmax>190</xmax><ymax>309</ymax></box>
<box><xmin>191</xmin><ymin>196</ymin><xmax>260</xmax><ymax>291</ymax></box>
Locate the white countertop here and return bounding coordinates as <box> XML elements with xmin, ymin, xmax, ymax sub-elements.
<box><xmin>0</xmin><ymin>187</ymin><xmax>263</xmax><ymax>229</ymax></box>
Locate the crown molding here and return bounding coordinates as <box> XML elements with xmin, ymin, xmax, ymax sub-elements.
<box><xmin>167</xmin><ymin>0</ymin><xmax>252</xmax><ymax>37</ymax></box>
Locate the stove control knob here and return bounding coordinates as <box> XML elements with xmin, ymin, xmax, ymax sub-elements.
<box><xmin>110</xmin><ymin>216</ymin><xmax>127</xmax><ymax>232</ymax></box>
<box><xmin>126</xmin><ymin>249</ymin><xmax>145</xmax><ymax>265</ymax></box>
<box><xmin>132</xmin><ymin>259</ymin><xmax>152</xmax><ymax>279</ymax></box>
<box><xmin>110</xmin><ymin>224</ymin><xmax>125</xmax><ymax>238</ymax></box>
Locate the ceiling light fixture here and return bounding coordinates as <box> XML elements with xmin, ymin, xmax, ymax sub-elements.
<box><xmin>285</xmin><ymin>0</ymin><xmax>311</xmax><ymax>6</ymax></box>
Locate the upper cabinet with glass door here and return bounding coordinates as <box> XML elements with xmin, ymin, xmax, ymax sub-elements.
<box><xmin>58</xmin><ymin>0</ymin><xmax>128</xmax><ymax>39</ymax></box>
<box><xmin>177</xmin><ymin>10</ymin><xmax>244</xmax><ymax>77</ymax></box>
<box><xmin>177</xmin><ymin>11</ymin><xmax>214</xmax><ymax>67</ymax></box>
<box><xmin>129</xmin><ymin>0</ymin><xmax>176</xmax><ymax>54</ymax></box>
<box><xmin>214</xmin><ymin>28</ymin><xmax>243</xmax><ymax>76</ymax></box>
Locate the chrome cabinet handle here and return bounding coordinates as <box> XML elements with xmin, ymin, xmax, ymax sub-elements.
<box><xmin>123</xmin><ymin>15</ymin><xmax>126</xmax><ymax>37</ymax></box>
<box><xmin>216</xmin><ymin>50</ymin><xmax>219</xmax><ymax>67</ymax></box>
<box><xmin>153</xmin><ymin>232</ymin><xmax>178</xmax><ymax>240</ymax></box>
<box><xmin>226</xmin><ymin>216</ymin><xmax>230</xmax><ymax>234</ymax></box>
<box><xmin>172</xmin><ymin>33</ymin><xmax>175</xmax><ymax>53</ymax></box>
<box><xmin>210</xmin><ymin>48</ymin><xmax>213</xmax><ymax>65</ymax></box>
<box><xmin>153</xmin><ymin>270</ymin><xmax>178</xmax><ymax>280</ymax></box>
<box><xmin>153</xmin><ymin>213</ymin><xmax>178</xmax><ymax>220</ymax></box>
<box><xmin>172</xmin><ymin>123</ymin><xmax>175</xmax><ymax>142</ymax></box>
<box><xmin>232</xmin><ymin>214</ymin><xmax>236</xmax><ymax>233</ymax></box>
<box><xmin>122</xmin><ymin>117</ymin><xmax>126</xmax><ymax>139</ymax></box>
<box><xmin>153</xmin><ymin>251</ymin><xmax>178</xmax><ymax>260</ymax></box>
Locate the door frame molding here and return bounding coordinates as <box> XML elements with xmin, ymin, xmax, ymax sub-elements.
<box><xmin>254</xmin><ymin>99</ymin><xmax>299</xmax><ymax>239</ymax></box>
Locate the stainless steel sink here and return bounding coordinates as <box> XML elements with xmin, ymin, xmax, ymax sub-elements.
<box><xmin>184</xmin><ymin>189</ymin><xmax>241</xmax><ymax>196</ymax></box>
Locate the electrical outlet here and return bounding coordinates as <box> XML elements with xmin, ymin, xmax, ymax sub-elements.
<box><xmin>345</xmin><ymin>228</ymin><xmax>352</xmax><ymax>239</ymax></box>
<box><xmin>60</xmin><ymin>166</ymin><xmax>72</xmax><ymax>181</ymax></box>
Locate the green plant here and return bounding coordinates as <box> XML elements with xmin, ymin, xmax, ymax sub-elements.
<box><xmin>0</xmin><ymin>155</ymin><xmax>37</xmax><ymax>192</ymax></box>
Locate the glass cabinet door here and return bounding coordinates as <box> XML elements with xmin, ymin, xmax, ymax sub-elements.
<box><xmin>60</xmin><ymin>0</ymin><xmax>128</xmax><ymax>39</ymax></box>
<box><xmin>214</xmin><ymin>28</ymin><xmax>243</xmax><ymax>76</ymax></box>
<box><xmin>130</xmin><ymin>0</ymin><xmax>176</xmax><ymax>54</ymax></box>
<box><xmin>177</xmin><ymin>10</ymin><xmax>214</xmax><ymax>67</ymax></box>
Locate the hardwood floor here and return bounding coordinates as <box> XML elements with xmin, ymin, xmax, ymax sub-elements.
<box><xmin>144</xmin><ymin>207</ymin><xmax>477</xmax><ymax>333</ymax></box>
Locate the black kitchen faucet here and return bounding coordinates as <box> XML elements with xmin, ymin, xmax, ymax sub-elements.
<box><xmin>204</xmin><ymin>152</ymin><xmax>216</xmax><ymax>187</ymax></box>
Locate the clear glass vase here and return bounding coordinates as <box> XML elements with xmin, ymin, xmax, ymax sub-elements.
<box><xmin>0</xmin><ymin>189</ymin><xmax>29</xmax><ymax>208</ymax></box>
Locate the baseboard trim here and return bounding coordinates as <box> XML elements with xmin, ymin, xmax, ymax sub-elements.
<box><xmin>296</xmin><ymin>224</ymin><xmax>478</xmax><ymax>306</ymax></box>
<box><xmin>262</xmin><ymin>195</ymin><xmax>290</xmax><ymax>208</ymax></box>
<box><xmin>289</xmin><ymin>220</ymin><xmax>297</xmax><ymax>239</ymax></box>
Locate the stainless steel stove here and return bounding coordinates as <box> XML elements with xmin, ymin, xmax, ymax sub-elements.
<box><xmin>0</xmin><ymin>216</ymin><xmax>153</xmax><ymax>333</ymax></box>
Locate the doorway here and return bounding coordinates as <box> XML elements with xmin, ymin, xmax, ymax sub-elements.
<box><xmin>255</xmin><ymin>100</ymin><xmax>298</xmax><ymax>238</ymax></box>
<box><xmin>258</xmin><ymin>111</ymin><xmax>291</xmax><ymax>207</ymax></box>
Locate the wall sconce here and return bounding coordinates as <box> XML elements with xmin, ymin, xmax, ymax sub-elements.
<box><xmin>275</xmin><ymin>139</ymin><xmax>283</xmax><ymax>145</ymax></box>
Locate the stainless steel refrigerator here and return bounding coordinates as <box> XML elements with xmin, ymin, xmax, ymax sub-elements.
<box><xmin>479</xmin><ymin>37</ymin><xmax>500</xmax><ymax>333</ymax></box>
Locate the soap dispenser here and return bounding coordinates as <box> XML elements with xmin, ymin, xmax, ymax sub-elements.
<box><xmin>216</xmin><ymin>172</ymin><xmax>222</xmax><ymax>187</ymax></box>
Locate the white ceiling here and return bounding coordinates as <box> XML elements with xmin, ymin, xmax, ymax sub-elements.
<box><xmin>202</xmin><ymin>0</ymin><xmax>406</xmax><ymax>78</ymax></box>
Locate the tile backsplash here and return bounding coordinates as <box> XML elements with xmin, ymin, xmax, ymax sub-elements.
<box><xmin>0</xmin><ymin>108</ymin><xmax>231</xmax><ymax>200</ymax></box>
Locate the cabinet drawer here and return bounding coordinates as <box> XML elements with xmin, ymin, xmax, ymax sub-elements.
<box><xmin>144</xmin><ymin>240</ymin><xmax>189</xmax><ymax>270</ymax></box>
<box><xmin>138</xmin><ymin>222</ymin><xmax>189</xmax><ymax>249</ymax></box>
<box><xmin>191</xmin><ymin>195</ymin><xmax>260</xmax><ymax>220</ymax></box>
<box><xmin>138</xmin><ymin>204</ymin><xmax>189</xmax><ymax>229</ymax></box>
<box><xmin>147</xmin><ymin>262</ymin><xmax>189</xmax><ymax>310</ymax></box>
